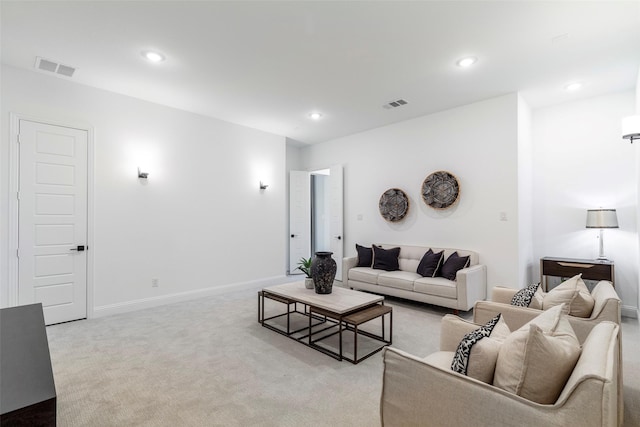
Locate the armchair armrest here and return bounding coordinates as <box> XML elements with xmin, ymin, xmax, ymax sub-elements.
<box><xmin>590</xmin><ymin>281</ymin><xmax>621</xmax><ymax>323</ymax></box>
<box><xmin>342</xmin><ymin>257</ymin><xmax>358</xmax><ymax>284</ymax></box>
<box><xmin>491</xmin><ymin>286</ymin><xmax>518</xmax><ymax>304</ymax></box>
<box><xmin>456</xmin><ymin>264</ymin><xmax>487</xmax><ymax>311</ymax></box>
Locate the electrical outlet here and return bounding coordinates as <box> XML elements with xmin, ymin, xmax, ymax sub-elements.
<box><xmin>152</xmin><ymin>278</ymin><xmax>159</xmax><ymax>287</ymax></box>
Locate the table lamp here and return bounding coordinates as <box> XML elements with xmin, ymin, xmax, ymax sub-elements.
<box><xmin>585</xmin><ymin>209</ymin><xmax>618</xmax><ymax>260</ymax></box>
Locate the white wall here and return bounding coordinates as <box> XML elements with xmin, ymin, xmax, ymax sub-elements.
<box><xmin>1</xmin><ymin>65</ymin><xmax>287</xmax><ymax>314</ymax></box>
<box><xmin>300</xmin><ymin>93</ymin><xmax>521</xmax><ymax>289</ymax></box>
<box><xmin>517</xmin><ymin>96</ymin><xmax>534</xmax><ymax>286</ymax></box>
<box><xmin>532</xmin><ymin>90</ymin><xmax>638</xmax><ymax>315</ymax></box>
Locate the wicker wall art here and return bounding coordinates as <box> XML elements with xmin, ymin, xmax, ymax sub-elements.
<box><xmin>421</xmin><ymin>171</ymin><xmax>460</xmax><ymax>209</ymax></box>
<box><xmin>379</xmin><ymin>188</ymin><xmax>409</xmax><ymax>222</ymax></box>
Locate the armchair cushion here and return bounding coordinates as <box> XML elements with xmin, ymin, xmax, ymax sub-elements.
<box><xmin>510</xmin><ymin>283</ymin><xmax>540</xmax><ymax>307</ymax></box>
<box><xmin>494</xmin><ymin>304</ymin><xmax>581</xmax><ymax>404</ymax></box>
<box><xmin>543</xmin><ymin>274</ymin><xmax>595</xmax><ymax>318</ymax></box>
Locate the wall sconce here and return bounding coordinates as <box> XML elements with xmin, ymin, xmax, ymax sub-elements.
<box><xmin>585</xmin><ymin>208</ymin><xmax>618</xmax><ymax>260</ymax></box>
<box><xmin>138</xmin><ymin>167</ymin><xmax>149</xmax><ymax>179</ymax></box>
<box><xmin>622</xmin><ymin>115</ymin><xmax>640</xmax><ymax>143</ymax></box>
<box><xmin>259</xmin><ymin>181</ymin><xmax>268</xmax><ymax>190</ymax></box>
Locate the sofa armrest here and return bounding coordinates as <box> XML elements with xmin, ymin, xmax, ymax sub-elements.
<box><xmin>473</xmin><ymin>300</ymin><xmax>542</xmax><ymax>332</ymax></box>
<box><xmin>440</xmin><ymin>314</ymin><xmax>481</xmax><ymax>352</ymax></box>
<box><xmin>381</xmin><ymin>346</ymin><xmax>615</xmax><ymax>427</ymax></box>
<box><xmin>491</xmin><ymin>286</ymin><xmax>518</xmax><ymax>304</ymax></box>
<box><xmin>342</xmin><ymin>257</ymin><xmax>358</xmax><ymax>284</ymax></box>
<box><xmin>456</xmin><ymin>264</ymin><xmax>487</xmax><ymax>311</ymax></box>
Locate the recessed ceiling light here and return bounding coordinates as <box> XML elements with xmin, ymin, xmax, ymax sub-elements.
<box><xmin>141</xmin><ymin>50</ymin><xmax>165</xmax><ymax>62</ymax></box>
<box><xmin>565</xmin><ymin>82</ymin><xmax>582</xmax><ymax>92</ymax></box>
<box><xmin>308</xmin><ymin>112</ymin><xmax>323</xmax><ymax>120</ymax></box>
<box><xmin>456</xmin><ymin>56</ymin><xmax>477</xmax><ymax>68</ymax></box>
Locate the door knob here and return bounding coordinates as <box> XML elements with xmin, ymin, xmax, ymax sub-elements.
<box><xmin>290</xmin><ymin>234</ymin><xmax>296</xmax><ymax>238</ymax></box>
<box><xmin>70</xmin><ymin>245</ymin><xmax>85</xmax><ymax>251</ymax></box>
<box><xmin>335</xmin><ymin>236</ymin><xmax>342</xmax><ymax>240</ymax></box>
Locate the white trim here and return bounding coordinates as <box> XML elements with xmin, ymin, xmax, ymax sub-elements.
<box><xmin>8</xmin><ymin>113</ymin><xmax>95</xmax><ymax>318</ymax></box>
<box><xmin>93</xmin><ymin>275</ymin><xmax>289</xmax><ymax>318</ymax></box>
<box><xmin>621</xmin><ymin>305</ymin><xmax>638</xmax><ymax>319</ymax></box>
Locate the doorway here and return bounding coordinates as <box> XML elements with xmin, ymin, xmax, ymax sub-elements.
<box><xmin>12</xmin><ymin>117</ymin><xmax>90</xmax><ymax>325</ymax></box>
<box><xmin>289</xmin><ymin>165</ymin><xmax>343</xmax><ymax>280</ymax></box>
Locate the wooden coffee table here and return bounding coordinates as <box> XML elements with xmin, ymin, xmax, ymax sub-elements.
<box><xmin>259</xmin><ymin>282</ymin><xmax>392</xmax><ymax>364</ymax></box>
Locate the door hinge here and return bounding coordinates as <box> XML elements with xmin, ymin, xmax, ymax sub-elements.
<box><xmin>16</xmin><ymin>191</ymin><xmax>20</xmax><ymax>200</ymax></box>
<box><xmin>16</xmin><ymin>248</ymin><xmax>19</xmax><ymax>258</ymax></box>
<box><xmin>16</xmin><ymin>134</ymin><xmax>21</xmax><ymax>143</ymax></box>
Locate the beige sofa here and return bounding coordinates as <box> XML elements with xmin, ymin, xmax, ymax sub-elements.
<box><xmin>380</xmin><ymin>314</ymin><xmax>620</xmax><ymax>426</ymax></box>
<box><xmin>342</xmin><ymin>244</ymin><xmax>486</xmax><ymax>311</ymax></box>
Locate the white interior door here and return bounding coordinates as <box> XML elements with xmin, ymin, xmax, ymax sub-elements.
<box><xmin>18</xmin><ymin>119</ymin><xmax>88</xmax><ymax>325</ymax></box>
<box><xmin>289</xmin><ymin>171</ymin><xmax>311</xmax><ymax>274</ymax></box>
<box><xmin>329</xmin><ymin>164</ymin><xmax>344</xmax><ymax>281</ymax></box>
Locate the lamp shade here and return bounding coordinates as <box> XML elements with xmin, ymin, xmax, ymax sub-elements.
<box><xmin>586</xmin><ymin>209</ymin><xmax>618</xmax><ymax>229</ymax></box>
<box><xmin>622</xmin><ymin>115</ymin><xmax>640</xmax><ymax>141</ymax></box>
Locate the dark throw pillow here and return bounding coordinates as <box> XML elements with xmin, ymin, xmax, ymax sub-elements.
<box><xmin>355</xmin><ymin>244</ymin><xmax>373</xmax><ymax>268</ymax></box>
<box><xmin>372</xmin><ymin>245</ymin><xmax>400</xmax><ymax>271</ymax></box>
<box><xmin>511</xmin><ymin>283</ymin><xmax>540</xmax><ymax>307</ymax></box>
<box><xmin>417</xmin><ymin>249</ymin><xmax>444</xmax><ymax>278</ymax></box>
<box><xmin>439</xmin><ymin>251</ymin><xmax>470</xmax><ymax>280</ymax></box>
<box><xmin>451</xmin><ymin>314</ymin><xmax>502</xmax><ymax>376</ymax></box>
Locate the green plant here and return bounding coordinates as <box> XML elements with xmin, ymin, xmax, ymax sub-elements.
<box><xmin>296</xmin><ymin>257</ymin><xmax>312</xmax><ymax>278</ymax></box>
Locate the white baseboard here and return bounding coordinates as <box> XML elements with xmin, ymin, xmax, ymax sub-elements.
<box><xmin>92</xmin><ymin>275</ymin><xmax>289</xmax><ymax>318</ymax></box>
<box><xmin>622</xmin><ymin>305</ymin><xmax>638</xmax><ymax>319</ymax></box>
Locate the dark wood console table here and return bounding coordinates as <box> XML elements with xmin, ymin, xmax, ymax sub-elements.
<box><xmin>540</xmin><ymin>257</ymin><xmax>615</xmax><ymax>291</ymax></box>
<box><xmin>0</xmin><ymin>303</ymin><xmax>56</xmax><ymax>426</ymax></box>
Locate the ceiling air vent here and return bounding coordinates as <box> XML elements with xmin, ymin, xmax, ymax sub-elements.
<box><xmin>383</xmin><ymin>99</ymin><xmax>408</xmax><ymax>110</ymax></box>
<box><xmin>34</xmin><ymin>57</ymin><xmax>76</xmax><ymax>78</ymax></box>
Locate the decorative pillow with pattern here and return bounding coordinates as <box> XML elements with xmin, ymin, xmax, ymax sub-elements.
<box><xmin>511</xmin><ymin>283</ymin><xmax>540</xmax><ymax>307</ymax></box>
<box><xmin>451</xmin><ymin>314</ymin><xmax>502</xmax><ymax>376</ymax></box>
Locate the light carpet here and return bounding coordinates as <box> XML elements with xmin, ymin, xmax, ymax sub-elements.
<box><xmin>46</xmin><ymin>284</ymin><xmax>640</xmax><ymax>426</ymax></box>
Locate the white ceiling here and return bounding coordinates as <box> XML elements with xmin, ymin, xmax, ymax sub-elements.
<box><xmin>2</xmin><ymin>1</ymin><xmax>640</xmax><ymax>145</ymax></box>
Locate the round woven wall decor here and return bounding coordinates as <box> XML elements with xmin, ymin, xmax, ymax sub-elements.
<box><xmin>421</xmin><ymin>171</ymin><xmax>460</xmax><ymax>209</ymax></box>
<box><xmin>379</xmin><ymin>188</ymin><xmax>409</xmax><ymax>222</ymax></box>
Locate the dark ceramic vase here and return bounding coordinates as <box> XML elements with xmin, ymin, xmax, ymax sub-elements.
<box><xmin>310</xmin><ymin>251</ymin><xmax>336</xmax><ymax>294</ymax></box>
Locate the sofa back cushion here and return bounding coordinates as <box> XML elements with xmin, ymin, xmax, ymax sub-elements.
<box><xmin>376</xmin><ymin>244</ymin><xmax>479</xmax><ymax>273</ymax></box>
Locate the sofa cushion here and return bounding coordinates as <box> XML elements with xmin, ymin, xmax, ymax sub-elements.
<box><xmin>372</xmin><ymin>245</ymin><xmax>401</xmax><ymax>271</ymax></box>
<box><xmin>355</xmin><ymin>244</ymin><xmax>373</xmax><ymax>267</ymax></box>
<box><xmin>543</xmin><ymin>274</ymin><xmax>594</xmax><ymax>318</ymax></box>
<box><xmin>414</xmin><ymin>277</ymin><xmax>457</xmax><ymax>299</ymax></box>
<box><xmin>529</xmin><ymin>287</ymin><xmax>545</xmax><ymax>310</ymax></box>
<box><xmin>493</xmin><ymin>304</ymin><xmax>579</xmax><ymax>403</ymax></box>
<box><xmin>511</xmin><ymin>283</ymin><xmax>540</xmax><ymax>307</ymax></box>
<box><xmin>348</xmin><ymin>267</ymin><xmax>380</xmax><ymax>284</ymax></box>
<box><xmin>378</xmin><ymin>271</ymin><xmax>421</xmax><ymax>291</ymax></box>
<box><xmin>417</xmin><ymin>249</ymin><xmax>444</xmax><ymax>278</ymax></box>
<box><xmin>438</xmin><ymin>251</ymin><xmax>470</xmax><ymax>280</ymax></box>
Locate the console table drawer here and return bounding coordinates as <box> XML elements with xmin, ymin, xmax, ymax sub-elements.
<box><xmin>540</xmin><ymin>257</ymin><xmax>614</xmax><ymax>291</ymax></box>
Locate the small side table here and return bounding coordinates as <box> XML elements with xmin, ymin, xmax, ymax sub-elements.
<box><xmin>540</xmin><ymin>257</ymin><xmax>615</xmax><ymax>291</ymax></box>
